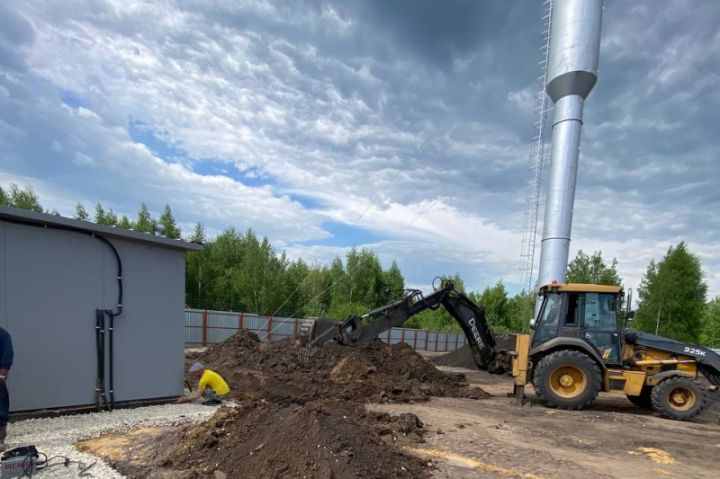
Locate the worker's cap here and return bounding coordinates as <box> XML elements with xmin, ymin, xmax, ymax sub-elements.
<box><xmin>188</xmin><ymin>362</ymin><xmax>204</xmax><ymax>373</ymax></box>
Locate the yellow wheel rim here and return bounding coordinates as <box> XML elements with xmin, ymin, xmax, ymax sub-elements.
<box><xmin>667</xmin><ymin>387</ymin><xmax>696</xmax><ymax>412</ymax></box>
<box><xmin>549</xmin><ymin>366</ymin><xmax>587</xmax><ymax>399</ymax></box>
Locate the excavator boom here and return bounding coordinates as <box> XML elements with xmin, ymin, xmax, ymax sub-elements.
<box><xmin>305</xmin><ymin>283</ymin><xmax>501</xmax><ymax>370</ymax></box>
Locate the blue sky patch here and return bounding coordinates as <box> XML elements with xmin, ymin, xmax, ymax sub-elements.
<box><xmin>58</xmin><ymin>89</ymin><xmax>90</xmax><ymax>109</ymax></box>
<box><xmin>128</xmin><ymin>120</ymin><xmax>187</xmax><ymax>162</ymax></box>
<box><xmin>309</xmin><ymin>220</ymin><xmax>384</xmax><ymax>247</ymax></box>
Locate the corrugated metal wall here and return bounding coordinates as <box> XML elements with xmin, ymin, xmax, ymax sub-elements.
<box><xmin>185</xmin><ymin>309</ymin><xmax>469</xmax><ymax>352</ymax></box>
<box><xmin>0</xmin><ymin>221</ymin><xmax>186</xmax><ymax>412</ymax></box>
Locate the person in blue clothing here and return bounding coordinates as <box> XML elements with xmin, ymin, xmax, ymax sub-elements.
<box><xmin>0</xmin><ymin>326</ymin><xmax>13</xmax><ymax>448</ymax></box>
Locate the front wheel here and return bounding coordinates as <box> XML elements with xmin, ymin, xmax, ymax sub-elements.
<box><xmin>651</xmin><ymin>376</ymin><xmax>707</xmax><ymax>421</ymax></box>
<box><xmin>533</xmin><ymin>350</ymin><xmax>602</xmax><ymax>410</ymax></box>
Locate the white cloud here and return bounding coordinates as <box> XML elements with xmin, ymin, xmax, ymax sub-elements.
<box><xmin>1</xmin><ymin>0</ymin><xmax>719</xmax><ymax>300</ymax></box>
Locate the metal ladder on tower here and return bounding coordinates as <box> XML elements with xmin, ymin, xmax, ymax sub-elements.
<box><xmin>519</xmin><ymin>0</ymin><xmax>554</xmax><ymax>294</ymax></box>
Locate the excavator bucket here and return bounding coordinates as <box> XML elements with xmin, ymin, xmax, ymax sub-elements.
<box><xmin>307</xmin><ymin>317</ymin><xmax>341</xmax><ymax>348</ymax></box>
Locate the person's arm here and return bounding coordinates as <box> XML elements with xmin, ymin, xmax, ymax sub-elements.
<box><xmin>177</xmin><ymin>388</ymin><xmax>203</xmax><ymax>403</ymax></box>
<box><xmin>0</xmin><ymin>330</ymin><xmax>13</xmax><ymax>379</ymax></box>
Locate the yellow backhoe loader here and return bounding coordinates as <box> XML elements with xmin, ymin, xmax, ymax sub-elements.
<box><xmin>305</xmin><ymin>281</ymin><xmax>720</xmax><ymax>420</ymax></box>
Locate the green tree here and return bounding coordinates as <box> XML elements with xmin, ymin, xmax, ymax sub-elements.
<box><xmin>700</xmin><ymin>298</ymin><xmax>720</xmax><ymax>348</ymax></box>
<box><xmin>344</xmin><ymin>248</ymin><xmax>384</xmax><ymax>307</ymax></box>
<box><xmin>506</xmin><ymin>290</ymin><xmax>534</xmax><ymax>333</ymax></box>
<box><xmin>0</xmin><ymin>186</ymin><xmax>9</xmax><ymax>205</ymax></box>
<box><xmin>159</xmin><ymin>204</ymin><xmax>181</xmax><ymax>239</ymax></box>
<box><xmin>135</xmin><ymin>203</ymin><xmax>155</xmax><ymax>233</ymax></box>
<box><xmin>473</xmin><ymin>281</ymin><xmax>510</xmax><ymax>332</ymax></box>
<box><xmin>185</xmin><ymin>224</ymin><xmax>206</xmax><ymax>308</ymax></box>
<box><xmin>380</xmin><ymin>260</ymin><xmax>405</xmax><ymax>304</ymax></box>
<box><xmin>190</xmin><ymin>222</ymin><xmax>206</xmax><ymax>243</ymax></box>
<box><xmin>75</xmin><ymin>203</ymin><xmax>90</xmax><ymax>221</ymax></box>
<box><xmin>94</xmin><ymin>203</ymin><xmax>118</xmax><ymax>225</ymax></box>
<box><xmin>118</xmin><ymin>215</ymin><xmax>133</xmax><ymax>229</ymax></box>
<box><xmin>8</xmin><ymin>184</ymin><xmax>43</xmax><ymax>212</ymax></box>
<box><xmin>634</xmin><ymin>242</ymin><xmax>707</xmax><ymax>343</ymax></box>
<box><xmin>298</xmin><ymin>267</ymin><xmax>330</xmax><ymax>317</ymax></box>
<box><xmin>566</xmin><ymin>250</ymin><xmax>621</xmax><ymax>285</ymax></box>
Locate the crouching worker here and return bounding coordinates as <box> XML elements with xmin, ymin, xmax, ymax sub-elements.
<box><xmin>177</xmin><ymin>362</ymin><xmax>230</xmax><ymax>405</ymax></box>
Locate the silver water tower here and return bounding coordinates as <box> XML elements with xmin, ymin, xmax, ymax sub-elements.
<box><xmin>536</xmin><ymin>0</ymin><xmax>603</xmax><ymax>291</ymax></box>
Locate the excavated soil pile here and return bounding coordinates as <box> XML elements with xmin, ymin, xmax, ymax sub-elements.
<box><xmin>133</xmin><ymin>401</ymin><xmax>429</xmax><ymax>479</ymax></box>
<box><xmin>189</xmin><ymin>330</ymin><xmax>490</xmax><ymax>404</ymax></box>
<box><xmin>115</xmin><ymin>331</ymin><xmax>489</xmax><ymax>478</ymax></box>
<box><xmin>432</xmin><ymin>333</ymin><xmax>517</xmax><ymax>370</ymax></box>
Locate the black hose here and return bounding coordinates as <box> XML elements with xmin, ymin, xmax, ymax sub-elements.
<box><xmin>95</xmin><ymin>311</ymin><xmax>102</xmax><ymax>411</ymax></box>
<box><xmin>93</xmin><ymin>235</ymin><xmax>123</xmax><ymax>317</ymax></box>
<box><xmin>93</xmin><ymin>235</ymin><xmax>122</xmax><ymax>410</ymax></box>
<box><xmin>108</xmin><ymin>315</ymin><xmax>114</xmax><ymax>409</ymax></box>
<box><xmin>98</xmin><ymin>310</ymin><xmax>108</xmax><ymax>410</ymax></box>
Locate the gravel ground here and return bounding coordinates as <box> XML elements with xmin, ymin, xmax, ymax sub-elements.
<box><xmin>6</xmin><ymin>403</ymin><xmax>222</xmax><ymax>478</ymax></box>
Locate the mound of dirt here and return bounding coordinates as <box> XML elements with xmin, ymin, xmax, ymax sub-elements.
<box><xmin>432</xmin><ymin>333</ymin><xmax>517</xmax><ymax>371</ymax></box>
<box><xmin>121</xmin><ymin>331</ymin><xmax>489</xmax><ymax>478</ymax></box>
<box><xmin>191</xmin><ymin>330</ymin><xmax>489</xmax><ymax>404</ymax></box>
<box><xmin>431</xmin><ymin>344</ymin><xmax>478</xmax><ymax>369</ymax></box>
<box><xmin>147</xmin><ymin>400</ymin><xmax>429</xmax><ymax>479</ymax></box>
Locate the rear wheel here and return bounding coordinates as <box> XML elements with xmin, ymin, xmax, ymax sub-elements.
<box><xmin>533</xmin><ymin>350</ymin><xmax>602</xmax><ymax>410</ymax></box>
<box><xmin>650</xmin><ymin>376</ymin><xmax>707</xmax><ymax>421</ymax></box>
<box><xmin>627</xmin><ymin>386</ymin><xmax>653</xmax><ymax>408</ymax></box>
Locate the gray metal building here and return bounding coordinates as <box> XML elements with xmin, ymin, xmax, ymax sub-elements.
<box><xmin>0</xmin><ymin>206</ymin><xmax>202</xmax><ymax>412</ymax></box>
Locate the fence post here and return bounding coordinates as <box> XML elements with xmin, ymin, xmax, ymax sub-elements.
<box><xmin>413</xmin><ymin>329</ymin><xmax>418</xmax><ymax>350</ymax></box>
<box><xmin>293</xmin><ymin>318</ymin><xmax>299</xmax><ymax>338</ymax></box>
<box><xmin>434</xmin><ymin>333</ymin><xmax>439</xmax><ymax>352</ymax></box>
<box><xmin>424</xmin><ymin>330</ymin><xmax>429</xmax><ymax>351</ymax></box>
<box><xmin>454</xmin><ymin>333</ymin><xmax>460</xmax><ymax>350</ymax></box>
<box><xmin>400</xmin><ymin>328</ymin><xmax>406</xmax><ymax>345</ymax></box>
<box><xmin>387</xmin><ymin>328</ymin><xmax>392</xmax><ymax>344</ymax></box>
<box><xmin>202</xmin><ymin>310</ymin><xmax>208</xmax><ymax>347</ymax></box>
<box><xmin>267</xmin><ymin>316</ymin><xmax>273</xmax><ymax>342</ymax></box>
<box><xmin>238</xmin><ymin>312</ymin><xmax>244</xmax><ymax>331</ymax></box>
<box><xmin>444</xmin><ymin>333</ymin><xmax>449</xmax><ymax>351</ymax></box>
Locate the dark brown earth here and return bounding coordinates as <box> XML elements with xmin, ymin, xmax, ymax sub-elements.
<box><xmin>189</xmin><ymin>330</ymin><xmax>489</xmax><ymax>404</ymax></box>
<box><xmin>430</xmin><ymin>333</ymin><xmax>515</xmax><ymax>373</ymax></box>
<box><xmin>98</xmin><ymin>330</ymin><xmax>491</xmax><ymax>479</ymax></box>
<box><xmin>163</xmin><ymin>401</ymin><xmax>429</xmax><ymax>479</ymax></box>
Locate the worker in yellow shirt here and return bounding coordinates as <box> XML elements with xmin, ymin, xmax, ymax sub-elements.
<box><xmin>178</xmin><ymin>362</ymin><xmax>230</xmax><ymax>405</ymax></box>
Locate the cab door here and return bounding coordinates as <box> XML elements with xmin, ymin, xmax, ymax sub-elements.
<box><xmin>581</xmin><ymin>292</ymin><xmax>621</xmax><ymax>364</ymax></box>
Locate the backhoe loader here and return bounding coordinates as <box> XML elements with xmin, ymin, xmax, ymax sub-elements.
<box><xmin>304</xmin><ymin>281</ymin><xmax>720</xmax><ymax>420</ymax></box>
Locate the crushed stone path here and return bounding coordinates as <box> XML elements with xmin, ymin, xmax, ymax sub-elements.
<box><xmin>6</xmin><ymin>403</ymin><xmax>221</xmax><ymax>478</ymax></box>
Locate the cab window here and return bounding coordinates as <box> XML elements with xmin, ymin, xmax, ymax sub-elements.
<box><xmin>564</xmin><ymin>293</ymin><xmax>581</xmax><ymax>327</ymax></box>
<box><xmin>533</xmin><ymin>293</ymin><xmax>562</xmax><ymax>345</ymax></box>
<box><xmin>583</xmin><ymin>293</ymin><xmax>618</xmax><ymax>331</ymax></box>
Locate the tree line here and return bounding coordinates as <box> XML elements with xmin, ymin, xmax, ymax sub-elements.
<box><xmin>1</xmin><ymin>182</ymin><xmax>718</xmax><ymax>346</ymax></box>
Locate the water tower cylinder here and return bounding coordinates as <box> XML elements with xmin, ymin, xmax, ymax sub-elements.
<box><xmin>536</xmin><ymin>0</ymin><xmax>603</xmax><ymax>294</ymax></box>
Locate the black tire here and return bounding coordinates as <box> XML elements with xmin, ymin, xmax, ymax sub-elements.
<box><xmin>533</xmin><ymin>350</ymin><xmax>603</xmax><ymax>410</ymax></box>
<box><xmin>700</xmin><ymin>367</ymin><xmax>720</xmax><ymax>386</ymax></box>
<box><xmin>650</xmin><ymin>376</ymin><xmax>708</xmax><ymax>421</ymax></box>
<box><xmin>627</xmin><ymin>386</ymin><xmax>653</xmax><ymax>408</ymax></box>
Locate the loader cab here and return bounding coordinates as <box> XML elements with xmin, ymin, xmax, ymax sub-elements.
<box><xmin>531</xmin><ymin>284</ymin><xmax>624</xmax><ymax>365</ymax></box>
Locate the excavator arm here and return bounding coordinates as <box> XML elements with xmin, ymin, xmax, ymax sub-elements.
<box><xmin>305</xmin><ymin>282</ymin><xmax>499</xmax><ymax>370</ymax></box>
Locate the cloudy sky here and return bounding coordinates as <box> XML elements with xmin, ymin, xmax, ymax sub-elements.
<box><xmin>1</xmin><ymin>0</ymin><xmax>719</xmax><ymax>299</ymax></box>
